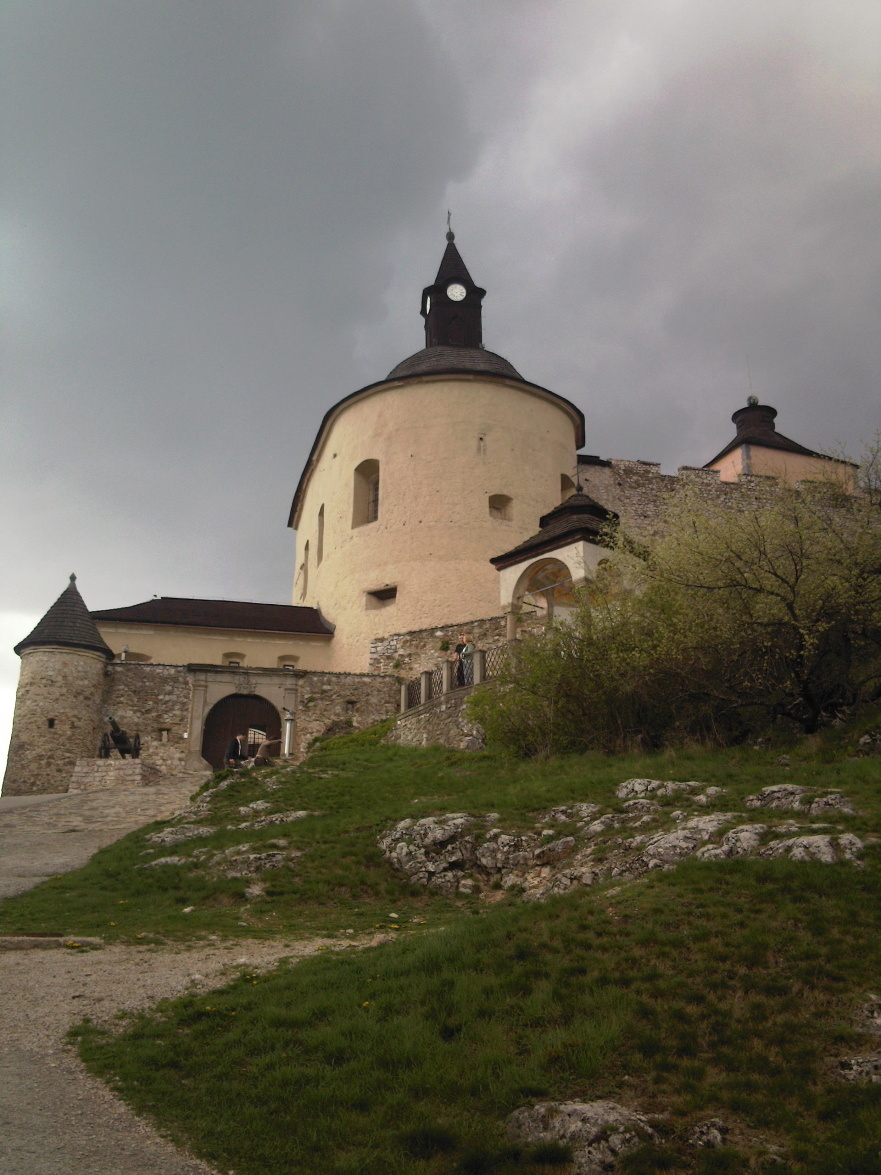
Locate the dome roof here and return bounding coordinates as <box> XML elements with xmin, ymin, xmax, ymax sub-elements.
<box><xmin>387</xmin><ymin>346</ymin><xmax>523</xmax><ymax>382</ymax></box>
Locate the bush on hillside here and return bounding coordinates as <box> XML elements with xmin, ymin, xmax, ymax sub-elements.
<box><xmin>470</xmin><ymin>477</ymin><xmax>881</xmax><ymax>756</ymax></box>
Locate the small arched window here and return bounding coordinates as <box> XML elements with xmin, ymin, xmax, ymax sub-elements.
<box><xmin>316</xmin><ymin>505</ymin><xmax>324</xmax><ymax>565</ymax></box>
<box><xmin>353</xmin><ymin>459</ymin><xmax>380</xmax><ymax>527</ymax></box>
<box><xmin>560</xmin><ymin>474</ymin><xmax>576</xmax><ymax>501</ymax></box>
<box><xmin>489</xmin><ymin>494</ymin><xmax>512</xmax><ymax>520</ymax></box>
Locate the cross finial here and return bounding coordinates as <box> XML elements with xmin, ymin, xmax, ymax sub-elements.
<box><xmin>446</xmin><ymin>210</ymin><xmax>454</xmax><ymax>241</ymax></box>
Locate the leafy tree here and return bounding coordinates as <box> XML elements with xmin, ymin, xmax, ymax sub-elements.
<box><xmin>470</xmin><ymin>472</ymin><xmax>881</xmax><ymax>755</ymax></box>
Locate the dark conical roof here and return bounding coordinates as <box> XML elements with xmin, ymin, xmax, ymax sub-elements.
<box><xmin>433</xmin><ymin>235</ymin><xmax>474</xmax><ymax>286</ymax></box>
<box><xmin>14</xmin><ymin>575</ymin><xmax>113</xmax><ymax>658</ymax></box>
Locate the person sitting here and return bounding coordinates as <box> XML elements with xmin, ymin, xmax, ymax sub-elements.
<box><xmin>251</xmin><ymin>737</ymin><xmax>281</xmax><ymax>768</ymax></box>
<box><xmin>225</xmin><ymin>732</ymin><xmax>249</xmax><ymax>768</ymax></box>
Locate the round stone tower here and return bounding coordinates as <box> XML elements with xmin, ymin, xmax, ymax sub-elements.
<box><xmin>3</xmin><ymin>575</ymin><xmax>113</xmax><ymax>795</ymax></box>
<box><xmin>288</xmin><ymin>233</ymin><xmax>586</xmax><ymax>671</ymax></box>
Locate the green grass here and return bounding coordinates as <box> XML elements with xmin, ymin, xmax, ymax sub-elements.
<box><xmin>6</xmin><ymin>712</ymin><xmax>881</xmax><ymax>1171</ymax></box>
<box><xmin>74</xmin><ymin>856</ymin><xmax>881</xmax><ymax>1173</ymax></box>
<box><xmin>2</xmin><ymin>712</ymin><xmax>879</xmax><ymax>943</ymax></box>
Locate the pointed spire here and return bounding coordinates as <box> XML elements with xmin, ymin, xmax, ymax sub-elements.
<box><xmin>14</xmin><ymin>576</ymin><xmax>113</xmax><ymax>659</ymax></box>
<box><xmin>421</xmin><ymin>229</ymin><xmax>486</xmax><ymax>348</ymax></box>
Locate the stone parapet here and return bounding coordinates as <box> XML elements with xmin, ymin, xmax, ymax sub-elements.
<box><xmin>295</xmin><ymin>671</ymin><xmax>399</xmax><ymax>757</ymax></box>
<box><xmin>384</xmin><ymin>688</ymin><xmax>485</xmax><ymax>752</ymax></box>
<box><xmin>369</xmin><ymin>616</ymin><xmax>511</xmax><ymax>677</ymax></box>
<box><xmin>70</xmin><ymin>759</ymin><xmax>162</xmax><ymax>791</ymax></box>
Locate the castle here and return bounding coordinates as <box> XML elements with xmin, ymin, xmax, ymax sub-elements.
<box><xmin>2</xmin><ymin>233</ymin><xmax>854</xmax><ymax>794</ymax></box>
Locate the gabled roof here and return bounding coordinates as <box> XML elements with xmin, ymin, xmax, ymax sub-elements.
<box><xmin>90</xmin><ymin>597</ymin><xmax>334</xmax><ymax>636</ymax></box>
<box><xmin>490</xmin><ymin>492</ymin><xmax>617</xmax><ymax>570</ymax></box>
<box><xmin>15</xmin><ymin>575</ymin><xmax>113</xmax><ymax>658</ymax></box>
<box><xmin>387</xmin><ymin>346</ymin><xmax>523</xmax><ymax>381</ymax></box>
<box><xmin>704</xmin><ymin>400</ymin><xmax>833</xmax><ymax>468</ymax></box>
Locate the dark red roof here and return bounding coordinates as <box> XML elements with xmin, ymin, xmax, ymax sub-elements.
<box><xmin>490</xmin><ymin>493</ymin><xmax>617</xmax><ymax>570</ymax></box>
<box><xmin>91</xmin><ymin>597</ymin><xmax>334</xmax><ymax>636</ymax></box>
<box><xmin>16</xmin><ymin>575</ymin><xmax>113</xmax><ymax>658</ymax></box>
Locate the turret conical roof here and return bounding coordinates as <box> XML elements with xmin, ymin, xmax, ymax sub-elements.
<box><xmin>14</xmin><ymin>575</ymin><xmax>113</xmax><ymax>659</ymax></box>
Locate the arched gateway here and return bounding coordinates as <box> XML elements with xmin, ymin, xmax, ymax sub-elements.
<box><xmin>201</xmin><ymin>693</ymin><xmax>281</xmax><ymax>769</ymax></box>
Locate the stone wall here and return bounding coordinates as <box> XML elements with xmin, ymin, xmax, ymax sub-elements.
<box><xmin>103</xmin><ymin>663</ymin><xmax>192</xmax><ymax>775</ymax></box>
<box><xmin>369</xmin><ymin>616</ymin><xmax>510</xmax><ymax>677</ymax></box>
<box><xmin>294</xmin><ymin>671</ymin><xmax>400</xmax><ymax>757</ymax></box>
<box><xmin>70</xmin><ymin>759</ymin><xmax>162</xmax><ymax>791</ymax></box>
<box><xmin>384</xmin><ymin>688</ymin><xmax>485</xmax><ymax>752</ymax></box>
<box><xmin>2</xmin><ymin>647</ymin><xmax>108</xmax><ymax>796</ymax></box>
<box><xmin>577</xmin><ymin>459</ymin><xmax>781</xmax><ymax>543</ymax></box>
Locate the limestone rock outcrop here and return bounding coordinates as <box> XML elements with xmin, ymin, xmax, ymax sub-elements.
<box><xmin>378</xmin><ymin>779</ymin><xmax>863</xmax><ymax>900</ymax></box>
<box><xmin>507</xmin><ymin>1101</ymin><xmax>655</xmax><ymax>1174</ymax></box>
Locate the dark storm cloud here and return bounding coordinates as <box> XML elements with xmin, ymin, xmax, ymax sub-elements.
<box><xmin>2</xmin><ymin>1</ymin><xmax>880</xmax><ymax>758</ymax></box>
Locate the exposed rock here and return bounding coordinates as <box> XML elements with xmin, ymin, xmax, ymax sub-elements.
<box><xmin>808</xmin><ymin>793</ymin><xmax>855</xmax><ymax>816</ymax></box>
<box><xmin>507</xmin><ymin>1101</ymin><xmax>655</xmax><ymax>1174</ymax></box>
<box><xmin>539</xmin><ymin>804</ymin><xmax>600</xmax><ymax>824</ymax></box>
<box><xmin>694</xmin><ymin>786</ymin><xmax>726</xmax><ymax>806</ymax></box>
<box><xmin>697</xmin><ymin>824</ymin><xmax>767</xmax><ymax>860</ymax></box>
<box><xmin>145</xmin><ymin>824</ymin><xmax>216</xmax><ymax>847</ymax></box>
<box><xmin>745</xmin><ymin>785</ymin><xmax>808</xmax><ymax>811</ymax></box>
<box><xmin>138</xmin><ymin>855</ymin><xmax>189</xmax><ymax>869</ymax></box>
<box><xmin>377</xmin><ymin>787</ymin><xmax>862</xmax><ymax>902</ymax></box>
<box><xmin>533</xmin><ymin>837</ymin><xmax>576</xmax><ymax>865</ymax></box>
<box><xmin>238</xmin><ymin>800</ymin><xmax>272</xmax><ymax>815</ymax></box>
<box><xmin>759</xmin><ymin>833</ymin><xmax>863</xmax><ymax>864</ymax></box>
<box><xmin>237</xmin><ymin>809</ymin><xmax>318</xmax><ymax>829</ymax></box>
<box><xmin>859</xmin><ymin>996</ymin><xmax>881</xmax><ymax>1036</ymax></box>
<box><xmin>209</xmin><ymin>844</ymin><xmax>303</xmax><ymax>879</ymax></box>
<box><xmin>838</xmin><ymin>1055</ymin><xmax>881</xmax><ymax>1083</ymax></box>
<box><xmin>616</xmin><ymin>779</ymin><xmax>703</xmax><ymax>800</ymax></box>
<box><xmin>686</xmin><ymin>1119</ymin><xmax>730</xmax><ymax>1148</ymax></box>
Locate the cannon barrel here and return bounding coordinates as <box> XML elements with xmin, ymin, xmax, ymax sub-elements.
<box><xmin>107</xmin><ymin>716</ymin><xmax>123</xmax><ymax>734</ymax></box>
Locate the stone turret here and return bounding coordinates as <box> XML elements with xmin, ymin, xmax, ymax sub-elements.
<box><xmin>3</xmin><ymin>575</ymin><xmax>113</xmax><ymax>795</ymax></box>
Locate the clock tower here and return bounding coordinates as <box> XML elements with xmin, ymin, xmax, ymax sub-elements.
<box><xmin>420</xmin><ymin>230</ymin><xmax>486</xmax><ymax>348</ymax></box>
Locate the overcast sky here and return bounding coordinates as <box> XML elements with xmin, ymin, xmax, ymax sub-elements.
<box><xmin>2</xmin><ymin>0</ymin><xmax>880</xmax><ymax>774</ymax></box>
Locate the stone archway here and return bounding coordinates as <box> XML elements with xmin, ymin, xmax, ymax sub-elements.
<box><xmin>514</xmin><ymin>557</ymin><xmax>576</xmax><ymax>621</ymax></box>
<box><xmin>200</xmin><ymin>694</ymin><xmax>281</xmax><ymax>769</ymax></box>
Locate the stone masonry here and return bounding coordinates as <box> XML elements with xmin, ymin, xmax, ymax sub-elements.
<box><xmin>294</xmin><ymin>671</ymin><xmax>400</xmax><ymax>756</ymax></box>
<box><xmin>369</xmin><ymin>614</ymin><xmax>543</xmax><ymax>677</ymax></box>
<box><xmin>104</xmin><ymin>662</ymin><xmax>192</xmax><ymax>775</ymax></box>
<box><xmin>4</xmin><ymin>648</ymin><xmax>108</xmax><ymax>796</ymax></box>
<box><xmin>384</xmin><ymin>688</ymin><xmax>485</xmax><ymax>751</ymax></box>
<box><xmin>69</xmin><ymin>759</ymin><xmax>163</xmax><ymax>791</ymax></box>
<box><xmin>577</xmin><ymin>459</ymin><xmax>786</xmax><ymax>543</ymax></box>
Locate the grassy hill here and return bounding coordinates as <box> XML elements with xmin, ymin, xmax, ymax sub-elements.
<box><xmin>4</xmin><ymin>715</ymin><xmax>881</xmax><ymax>1173</ymax></box>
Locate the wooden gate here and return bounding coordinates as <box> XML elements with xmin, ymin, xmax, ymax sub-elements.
<box><xmin>200</xmin><ymin>694</ymin><xmax>282</xmax><ymax>769</ymax></box>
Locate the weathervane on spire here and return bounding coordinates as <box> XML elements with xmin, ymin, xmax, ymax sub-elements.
<box><xmin>446</xmin><ymin>210</ymin><xmax>454</xmax><ymax>241</ymax></box>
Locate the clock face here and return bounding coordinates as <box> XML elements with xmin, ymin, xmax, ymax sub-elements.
<box><xmin>446</xmin><ymin>282</ymin><xmax>466</xmax><ymax>301</ymax></box>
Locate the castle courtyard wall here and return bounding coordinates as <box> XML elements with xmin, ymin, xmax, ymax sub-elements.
<box><xmin>294</xmin><ymin>672</ymin><xmax>400</xmax><ymax>758</ymax></box>
<box><xmin>103</xmin><ymin>662</ymin><xmax>192</xmax><ymax>776</ymax></box>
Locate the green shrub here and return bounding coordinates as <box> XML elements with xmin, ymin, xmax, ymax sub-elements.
<box><xmin>471</xmin><ymin>479</ymin><xmax>881</xmax><ymax>756</ymax></box>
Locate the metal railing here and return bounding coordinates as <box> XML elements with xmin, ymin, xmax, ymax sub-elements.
<box><xmin>400</xmin><ymin>645</ymin><xmax>508</xmax><ymax>713</ymax></box>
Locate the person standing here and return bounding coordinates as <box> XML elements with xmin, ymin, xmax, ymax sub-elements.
<box><xmin>454</xmin><ymin>634</ymin><xmax>476</xmax><ymax>687</ymax></box>
<box><xmin>225</xmin><ymin>732</ymin><xmax>248</xmax><ymax>768</ymax></box>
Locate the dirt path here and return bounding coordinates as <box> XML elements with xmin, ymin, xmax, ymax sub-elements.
<box><xmin>0</xmin><ymin>935</ymin><xmax>355</xmax><ymax>1175</ymax></box>
<box><xmin>0</xmin><ymin>777</ymin><xmax>207</xmax><ymax>900</ymax></box>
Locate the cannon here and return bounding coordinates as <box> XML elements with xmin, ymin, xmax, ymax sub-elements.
<box><xmin>99</xmin><ymin>716</ymin><xmax>141</xmax><ymax>760</ymax></box>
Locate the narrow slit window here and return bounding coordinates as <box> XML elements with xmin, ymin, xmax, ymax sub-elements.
<box><xmin>316</xmin><ymin>505</ymin><xmax>324</xmax><ymax>565</ymax></box>
<box><xmin>352</xmin><ymin>459</ymin><xmax>380</xmax><ymax>527</ymax></box>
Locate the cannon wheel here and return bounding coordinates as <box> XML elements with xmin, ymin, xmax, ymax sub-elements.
<box><xmin>99</xmin><ymin>732</ymin><xmax>112</xmax><ymax>759</ymax></box>
<box><xmin>132</xmin><ymin>733</ymin><xmax>141</xmax><ymax>759</ymax></box>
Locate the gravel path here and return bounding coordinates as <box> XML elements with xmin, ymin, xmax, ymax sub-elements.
<box><xmin>0</xmin><ymin>778</ymin><xmax>207</xmax><ymax>900</ymax></box>
<box><xmin>0</xmin><ymin>935</ymin><xmax>363</xmax><ymax>1175</ymax></box>
<box><xmin>0</xmin><ymin>780</ymin><xmax>389</xmax><ymax>1174</ymax></box>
